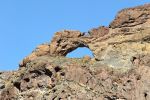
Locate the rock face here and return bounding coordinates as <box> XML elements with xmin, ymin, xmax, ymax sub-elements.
<box><xmin>0</xmin><ymin>4</ymin><xmax>150</xmax><ymax>100</ymax></box>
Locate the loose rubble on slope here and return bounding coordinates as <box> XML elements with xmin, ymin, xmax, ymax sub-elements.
<box><xmin>0</xmin><ymin>4</ymin><xmax>150</xmax><ymax>100</ymax></box>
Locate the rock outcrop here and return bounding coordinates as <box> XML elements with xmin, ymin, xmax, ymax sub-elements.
<box><xmin>0</xmin><ymin>4</ymin><xmax>150</xmax><ymax>100</ymax></box>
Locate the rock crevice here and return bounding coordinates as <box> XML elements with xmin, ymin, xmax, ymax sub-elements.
<box><xmin>1</xmin><ymin>4</ymin><xmax>150</xmax><ymax>100</ymax></box>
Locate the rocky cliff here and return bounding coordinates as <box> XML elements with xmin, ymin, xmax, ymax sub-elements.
<box><xmin>0</xmin><ymin>4</ymin><xmax>150</xmax><ymax>100</ymax></box>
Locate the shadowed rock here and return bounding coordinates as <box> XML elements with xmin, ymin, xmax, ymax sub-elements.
<box><xmin>1</xmin><ymin>4</ymin><xmax>150</xmax><ymax>100</ymax></box>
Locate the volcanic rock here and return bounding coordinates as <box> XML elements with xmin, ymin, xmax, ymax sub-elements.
<box><xmin>0</xmin><ymin>4</ymin><xmax>150</xmax><ymax>100</ymax></box>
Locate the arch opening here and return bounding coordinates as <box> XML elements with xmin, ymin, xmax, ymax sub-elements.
<box><xmin>66</xmin><ymin>47</ymin><xmax>94</xmax><ymax>58</ymax></box>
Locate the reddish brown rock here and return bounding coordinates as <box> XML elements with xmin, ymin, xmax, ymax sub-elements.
<box><xmin>110</xmin><ymin>4</ymin><xmax>150</xmax><ymax>28</ymax></box>
<box><xmin>89</xmin><ymin>26</ymin><xmax>109</xmax><ymax>37</ymax></box>
<box><xmin>1</xmin><ymin>3</ymin><xmax>150</xmax><ymax>100</ymax></box>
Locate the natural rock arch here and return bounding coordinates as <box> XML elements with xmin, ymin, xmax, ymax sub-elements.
<box><xmin>20</xmin><ymin>4</ymin><xmax>150</xmax><ymax>68</ymax></box>
<box><xmin>49</xmin><ymin>30</ymin><xmax>90</xmax><ymax>56</ymax></box>
<box><xmin>48</xmin><ymin>28</ymin><xmax>110</xmax><ymax>58</ymax></box>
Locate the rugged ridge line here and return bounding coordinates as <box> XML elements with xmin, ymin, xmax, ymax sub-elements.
<box><xmin>0</xmin><ymin>4</ymin><xmax>150</xmax><ymax>100</ymax></box>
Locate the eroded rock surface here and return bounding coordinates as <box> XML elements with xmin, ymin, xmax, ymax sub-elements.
<box><xmin>1</xmin><ymin>4</ymin><xmax>150</xmax><ymax>100</ymax></box>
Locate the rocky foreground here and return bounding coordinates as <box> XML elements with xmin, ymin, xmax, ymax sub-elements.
<box><xmin>0</xmin><ymin>4</ymin><xmax>150</xmax><ymax>100</ymax></box>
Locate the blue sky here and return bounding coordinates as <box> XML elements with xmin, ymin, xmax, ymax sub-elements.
<box><xmin>0</xmin><ymin>0</ymin><xmax>149</xmax><ymax>71</ymax></box>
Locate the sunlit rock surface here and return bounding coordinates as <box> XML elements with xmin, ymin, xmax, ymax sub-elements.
<box><xmin>1</xmin><ymin>4</ymin><xmax>150</xmax><ymax>100</ymax></box>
